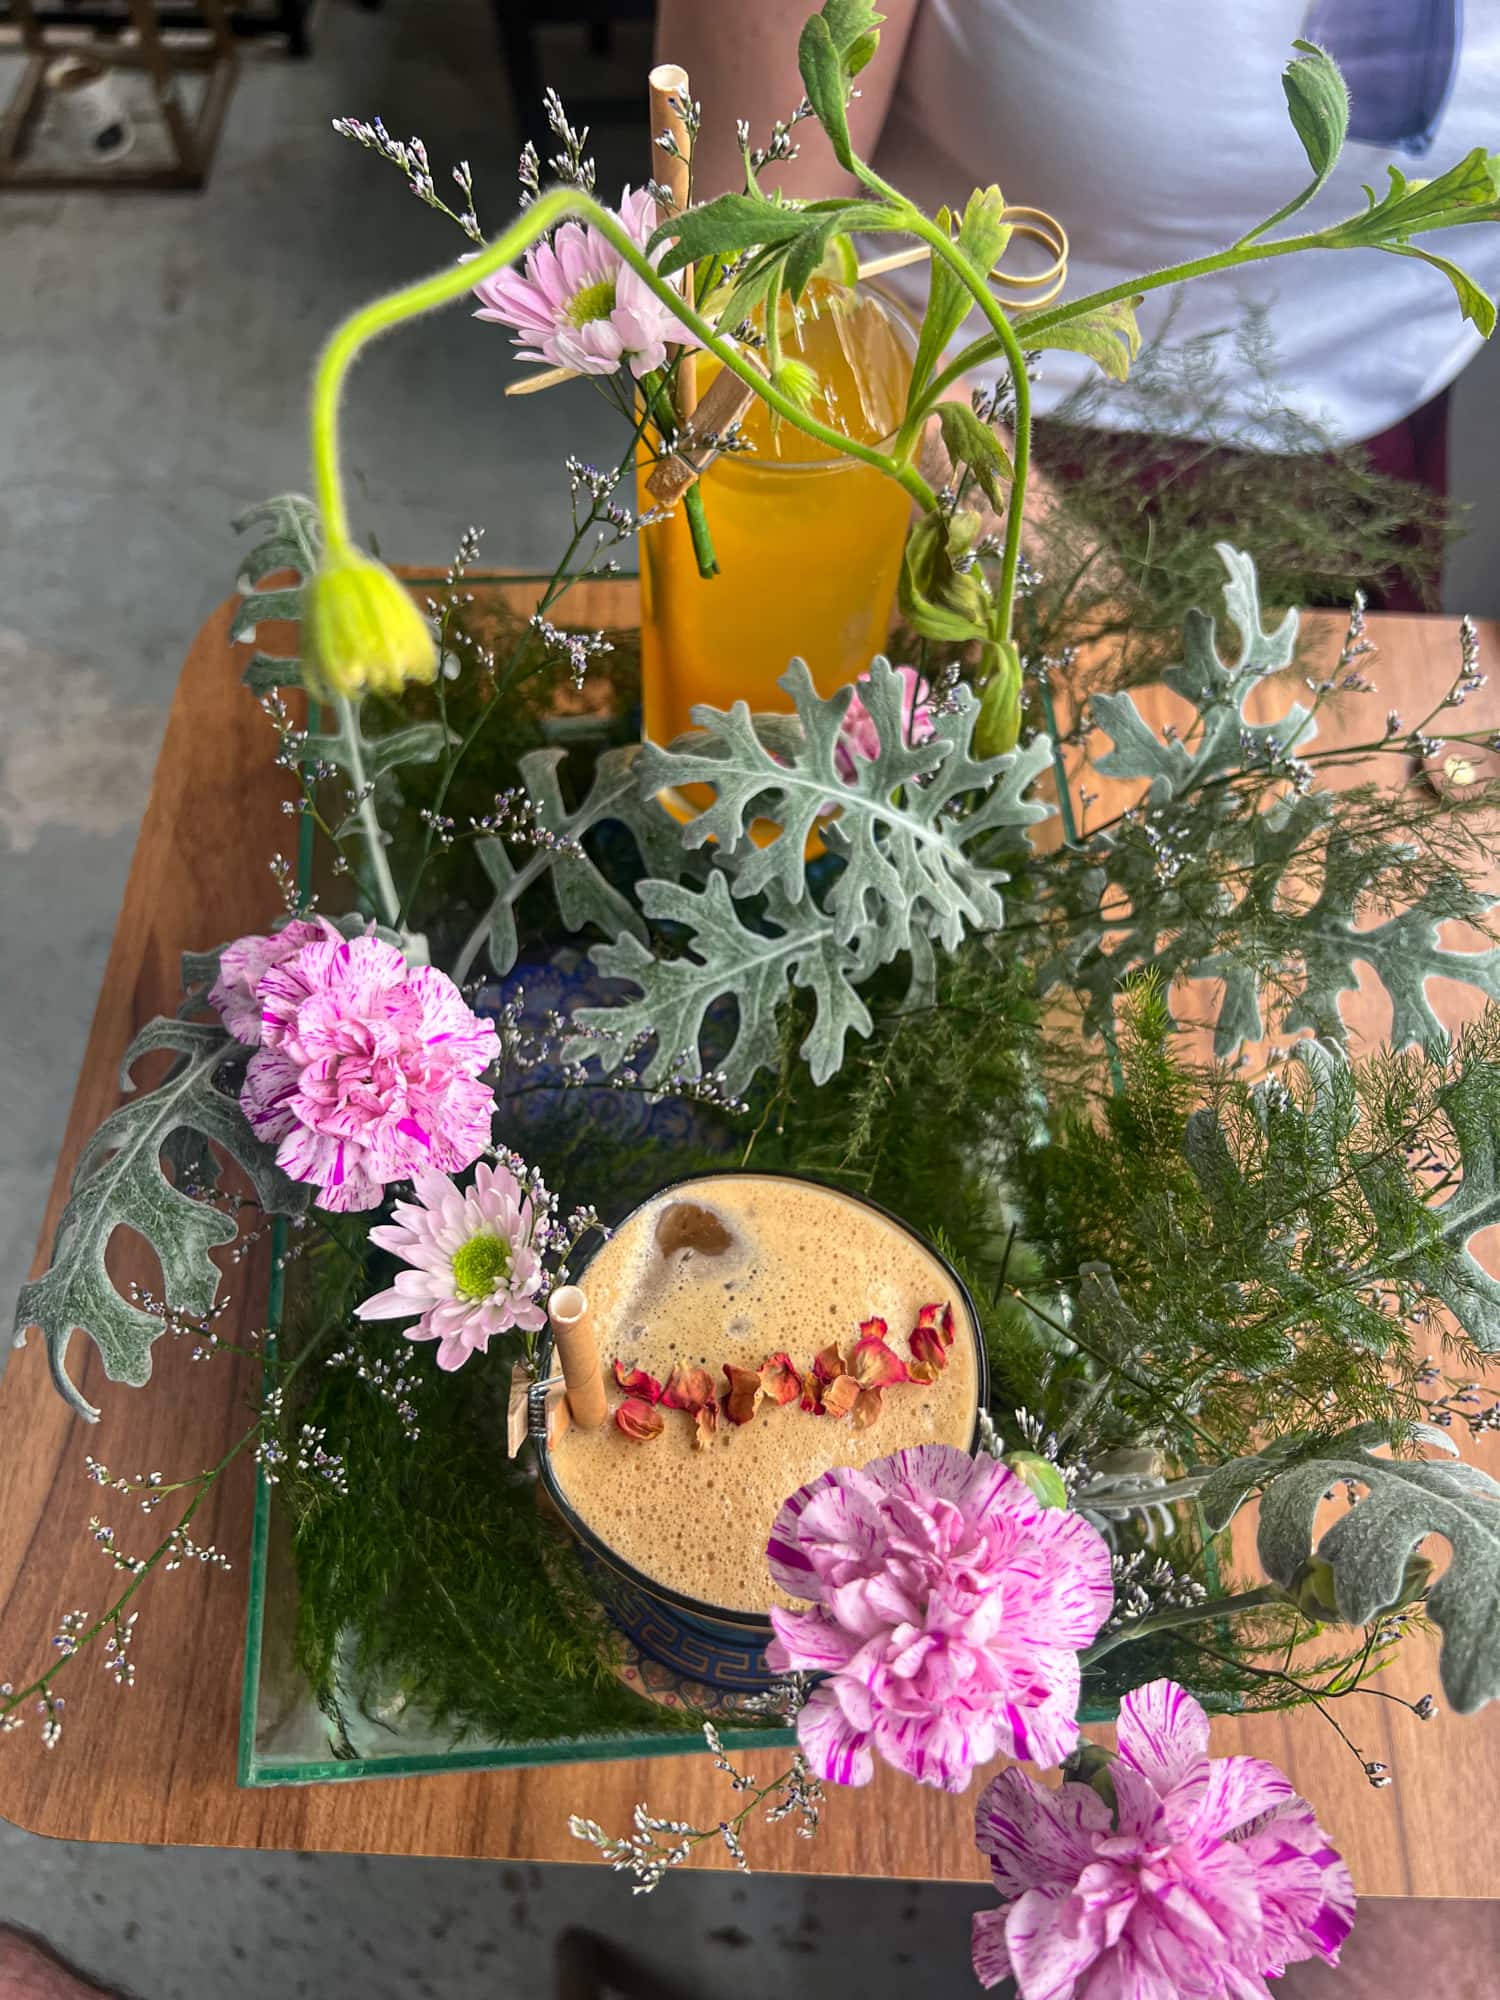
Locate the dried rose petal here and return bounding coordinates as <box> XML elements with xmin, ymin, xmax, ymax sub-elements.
<box><xmin>722</xmin><ymin>1362</ymin><xmax>765</xmax><ymax>1426</ymax></box>
<box><xmin>820</xmin><ymin>1374</ymin><xmax>860</xmax><ymax>1421</ymax></box>
<box><xmin>661</xmin><ymin>1364</ymin><xmax>716</xmax><ymax>1415</ymax></box>
<box><xmin>908</xmin><ymin>1357</ymin><xmax>942</xmax><ymax>1385</ymax></box>
<box><xmin>850</xmin><ymin>1387</ymin><xmax>887</xmax><ymax>1432</ymax></box>
<box><xmin>858</xmin><ymin>1315</ymin><xmax>889</xmax><ymax>1341</ymax></box>
<box><xmin>849</xmin><ymin>1333</ymin><xmax>909</xmax><ymax>1391</ymax></box>
<box><xmin>909</xmin><ymin>1301</ymin><xmax>955</xmax><ymax>1375</ymax></box>
<box><xmin>694</xmin><ymin>1404</ymin><xmax>718</xmax><ymax>1451</ymax></box>
<box><xmin>614</xmin><ymin>1396</ymin><xmax>664</xmax><ymax>1442</ymax></box>
<box><xmin>802</xmin><ymin>1342</ymin><xmax>848</xmax><ymax>1415</ymax></box>
<box><xmin>613</xmin><ymin>1358</ymin><xmax>663</xmax><ymax>1403</ymax></box>
<box><xmin>760</xmin><ymin>1352</ymin><xmax>803</xmax><ymax>1405</ymax></box>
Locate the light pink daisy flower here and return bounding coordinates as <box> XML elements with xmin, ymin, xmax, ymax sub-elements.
<box><xmin>354</xmin><ymin>1161</ymin><xmax>547</xmax><ymax>1370</ymax></box>
<box><xmin>972</xmin><ymin>1678</ymin><xmax>1356</xmax><ymax>1998</ymax></box>
<box><xmin>208</xmin><ymin>915</ymin><xmax>342</xmax><ymax>1047</ymax></box>
<box><xmin>833</xmin><ymin>665</ymin><xmax>935</xmax><ymax>783</ymax></box>
<box><xmin>240</xmin><ymin>933</ymin><xmax>499</xmax><ymax>1212</ymax></box>
<box><xmin>471</xmin><ymin>185</ymin><xmax>703</xmax><ymax>380</ymax></box>
<box><xmin>766</xmin><ymin>1445</ymin><xmax>1113</xmax><ymax>1794</ymax></box>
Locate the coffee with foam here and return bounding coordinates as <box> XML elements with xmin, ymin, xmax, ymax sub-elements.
<box><xmin>548</xmin><ymin>1175</ymin><xmax>980</xmax><ymax>1614</ymax></box>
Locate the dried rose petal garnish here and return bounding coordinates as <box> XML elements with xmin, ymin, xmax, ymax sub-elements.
<box><xmin>801</xmin><ymin>1341</ymin><xmax>849</xmax><ymax>1415</ymax></box>
<box><xmin>858</xmin><ymin>1315</ymin><xmax>889</xmax><ymax>1340</ymax></box>
<box><xmin>613</xmin><ymin>1358</ymin><xmax>663</xmax><ymax>1403</ymax></box>
<box><xmin>722</xmin><ymin>1362</ymin><xmax>765</xmax><ymax>1427</ymax></box>
<box><xmin>760</xmin><ymin>1352</ymin><xmax>803</xmax><ymax>1405</ymax></box>
<box><xmin>662</xmin><ymin>1363</ymin><xmax>719</xmax><ymax>1450</ymax></box>
<box><xmin>909</xmin><ymin>1301</ymin><xmax>956</xmax><ymax>1381</ymax></box>
<box><xmin>821</xmin><ymin>1373</ymin><xmax>861</xmax><ymax>1420</ymax></box>
<box><xmin>614</xmin><ymin>1397</ymin><xmax>664</xmax><ymax>1442</ymax></box>
<box><xmin>847</xmin><ymin>1331</ymin><xmax>909</xmax><ymax>1430</ymax></box>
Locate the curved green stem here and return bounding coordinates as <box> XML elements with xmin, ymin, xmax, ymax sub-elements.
<box><xmin>333</xmin><ymin>691</ymin><xmax>403</xmax><ymax>932</ymax></box>
<box><xmin>1080</xmin><ymin>1585</ymin><xmax>1285</xmax><ymax>1667</ymax></box>
<box><xmin>308</xmin><ymin>187</ymin><xmax>939</xmax><ymax>560</ymax></box>
<box><xmin>1017</xmin><ymin>230</ymin><xmax>1325</xmax><ymax>340</ymax></box>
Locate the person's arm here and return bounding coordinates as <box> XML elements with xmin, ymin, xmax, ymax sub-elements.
<box><xmin>654</xmin><ymin>0</ymin><xmax>921</xmax><ymax>200</ymax></box>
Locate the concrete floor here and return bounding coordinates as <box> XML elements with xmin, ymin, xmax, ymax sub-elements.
<box><xmin>4</xmin><ymin>1</ymin><xmax>1500</xmax><ymax>1992</ymax></box>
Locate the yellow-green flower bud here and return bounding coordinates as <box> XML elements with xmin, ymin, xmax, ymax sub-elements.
<box><xmin>1289</xmin><ymin>1556</ymin><xmax>1341</xmax><ymax>1623</ymax></box>
<box><xmin>1005</xmin><ymin>1450</ymin><xmax>1069</xmax><ymax>1509</ymax></box>
<box><xmin>769</xmin><ymin>356</ymin><xmax>820</xmax><ymax>414</ymax></box>
<box><xmin>304</xmin><ymin>546</ymin><xmax>438</xmax><ymax>699</ymax></box>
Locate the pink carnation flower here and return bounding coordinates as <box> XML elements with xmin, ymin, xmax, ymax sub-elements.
<box><xmin>766</xmin><ymin>1445</ymin><xmax>1113</xmax><ymax>1794</ymax></box>
<box><xmin>241</xmin><ymin>933</ymin><xmax>500</xmax><ymax>1212</ymax></box>
<box><xmin>209</xmin><ymin>915</ymin><xmax>341</xmax><ymax>1047</ymax></box>
<box><xmin>472</xmin><ymin>185</ymin><xmax>702</xmax><ymax>380</ymax></box>
<box><xmin>972</xmin><ymin>1678</ymin><xmax>1356</xmax><ymax>1998</ymax></box>
<box><xmin>355</xmin><ymin>1161</ymin><xmax>547</xmax><ymax>1370</ymax></box>
<box><xmin>833</xmin><ymin>665</ymin><xmax>935</xmax><ymax>783</ymax></box>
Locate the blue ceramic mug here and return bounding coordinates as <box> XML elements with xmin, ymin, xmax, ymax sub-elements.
<box><xmin>530</xmin><ymin>1171</ymin><xmax>987</xmax><ymax>1694</ymax></box>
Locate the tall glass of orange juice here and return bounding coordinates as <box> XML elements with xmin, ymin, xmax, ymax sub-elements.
<box><xmin>638</xmin><ymin>282</ymin><xmax>914</xmax><ymax>749</ymax></box>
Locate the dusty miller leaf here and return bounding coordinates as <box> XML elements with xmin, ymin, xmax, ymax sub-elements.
<box><xmin>233</xmin><ymin>494</ymin><xmax>320</xmax><ymax>692</ymax></box>
<box><xmin>1237</xmin><ymin>1426</ymin><xmax>1500</xmax><ymax>1714</ymax></box>
<box><xmin>639</xmin><ymin>657</ymin><xmax>1053</xmax><ymax>960</ymax></box>
<box><xmin>574</xmin><ymin>870</ymin><xmax>877</xmax><ymax>1093</ymax></box>
<box><xmin>469</xmin><ymin>745</ymin><xmax>687</xmax><ymax>978</ymax></box>
<box><xmin>13</xmin><ymin>1019</ymin><xmax>309</xmax><ymax>1420</ymax></box>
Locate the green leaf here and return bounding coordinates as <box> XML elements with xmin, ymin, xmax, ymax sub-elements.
<box><xmin>821</xmin><ymin>0</ymin><xmax>884</xmax><ymax>73</ymax></box>
<box><xmin>233</xmin><ymin>494</ymin><xmax>321</xmax><ymax>691</ymax></box>
<box><xmin>1016</xmin><ymin>298</ymin><xmax>1143</xmax><ymax>382</ymax></box>
<box><xmin>1387</xmin><ymin>243</ymin><xmax>1497</xmax><ymax>336</ymax></box>
<box><xmin>13</xmin><ymin>1020</ymin><xmax>309</xmax><ymax>1420</ymax></box>
<box><xmin>1343</xmin><ymin>150</ymin><xmax>1500</xmax><ymax>244</ymax></box>
<box><xmin>1240</xmin><ymin>1427</ymin><xmax>1500</xmax><ymax>1714</ymax></box>
<box><xmin>576</xmin><ymin>870</ymin><xmax>878</xmax><ymax>1093</ymax></box>
<box><xmin>465</xmin><ymin>744</ymin><xmax>686</xmax><ymax>979</ymax></box>
<box><xmin>640</xmin><ymin>656</ymin><xmax>1053</xmax><ymax>960</ymax></box>
<box><xmin>938</xmin><ymin>401</ymin><xmax>1014</xmax><ymax>509</ymax></box>
<box><xmin>306</xmin><ymin>718</ymin><xmax>453</xmax><ymax>782</ymax></box>
<box><xmin>1281</xmin><ymin>40</ymin><xmax>1349</xmax><ymax>206</ymax></box>
<box><xmin>910</xmin><ymin>187</ymin><xmax>1011</xmax><ymax>398</ymax></box>
<box><xmin>654</xmin><ymin>193</ymin><xmax>814</xmax><ymax>277</ymax></box>
<box><xmin>799</xmin><ymin>14</ymin><xmax>853</xmax><ymax>172</ymax></box>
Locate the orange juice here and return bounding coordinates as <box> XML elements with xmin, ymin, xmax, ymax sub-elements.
<box><xmin>638</xmin><ymin>283</ymin><xmax>914</xmax><ymax>749</ymax></box>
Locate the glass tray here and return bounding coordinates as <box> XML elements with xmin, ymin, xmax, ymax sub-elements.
<box><xmin>237</xmin><ymin>1230</ymin><xmax>800</xmax><ymax>1787</ymax></box>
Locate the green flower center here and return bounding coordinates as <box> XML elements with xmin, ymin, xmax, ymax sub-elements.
<box><xmin>451</xmin><ymin>1232</ymin><xmax>511</xmax><ymax>1301</ymax></box>
<box><xmin>567</xmin><ymin>277</ymin><xmax>617</xmax><ymax>327</ymax></box>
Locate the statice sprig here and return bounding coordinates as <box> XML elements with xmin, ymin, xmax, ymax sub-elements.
<box><xmin>331</xmin><ymin>117</ymin><xmax>482</xmax><ymax>241</ymax></box>
<box><xmin>569</xmin><ymin>1700</ymin><xmax>822</xmax><ymax>1892</ymax></box>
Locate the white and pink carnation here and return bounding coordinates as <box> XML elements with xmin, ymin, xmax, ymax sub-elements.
<box><xmin>208</xmin><ymin>915</ymin><xmax>342</xmax><ymax>1047</ymax></box>
<box><xmin>355</xmin><ymin>1160</ymin><xmax>547</xmax><ymax>1371</ymax></box>
<box><xmin>833</xmin><ymin>665</ymin><xmax>935</xmax><ymax>783</ymax></box>
<box><xmin>472</xmin><ymin>185</ymin><xmax>702</xmax><ymax>381</ymax></box>
<box><xmin>240</xmin><ymin>932</ymin><xmax>499</xmax><ymax>1212</ymax></box>
<box><xmin>972</xmin><ymin>1678</ymin><xmax>1356</xmax><ymax>1998</ymax></box>
<box><xmin>766</xmin><ymin>1444</ymin><xmax>1113</xmax><ymax>1794</ymax></box>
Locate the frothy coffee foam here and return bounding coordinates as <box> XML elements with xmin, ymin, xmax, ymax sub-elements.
<box><xmin>548</xmin><ymin>1176</ymin><xmax>979</xmax><ymax>1614</ymax></box>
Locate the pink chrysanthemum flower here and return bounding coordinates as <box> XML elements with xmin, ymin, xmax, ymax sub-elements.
<box><xmin>208</xmin><ymin>915</ymin><xmax>341</xmax><ymax>1047</ymax></box>
<box><xmin>972</xmin><ymin>1678</ymin><xmax>1356</xmax><ymax>1998</ymax></box>
<box><xmin>471</xmin><ymin>186</ymin><xmax>702</xmax><ymax>380</ymax></box>
<box><xmin>766</xmin><ymin>1445</ymin><xmax>1113</xmax><ymax>1794</ymax></box>
<box><xmin>354</xmin><ymin>1161</ymin><xmax>547</xmax><ymax>1370</ymax></box>
<box><xmin>240</xmin><ymin>933</ymin><xmax>499</xmax><ymax>1212</ymax></box>
<box><xmin>833</xmin><ymin>665</ymin><xmax>935</xmax><ymax>783</ymax></box>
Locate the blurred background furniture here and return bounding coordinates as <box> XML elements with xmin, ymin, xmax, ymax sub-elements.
<box><xmin>0</xmin><ymin>0</ymin><xmax>238</xmax><ymax>187</ymax></box>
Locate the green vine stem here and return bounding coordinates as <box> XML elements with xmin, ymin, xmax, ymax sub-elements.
<box><xmin>333</xmin><ymin>691</ymin><xmax>404</xmax><ymax>936</ymax></box>
<box><xmin>1080</xmin><ymin>1585</ymin><xmax>1287</xmax><ymax>1667</ymax></box>
<box><xmin>307</xmin><ymin>186</ymin><xmax>942</xmax><ymax>581</ymax></box>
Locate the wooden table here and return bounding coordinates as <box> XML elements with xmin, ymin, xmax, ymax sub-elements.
<box><xmin>3</xmin><ymin>584</ymin><xmax>1498</xmax><ymax>1892</ymax></box>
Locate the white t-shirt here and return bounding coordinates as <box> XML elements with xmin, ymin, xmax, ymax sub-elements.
<box><xmin>873</xmin><ymin>0</ymin><xmax>1500</xmax><ymax>441</ymax></box>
